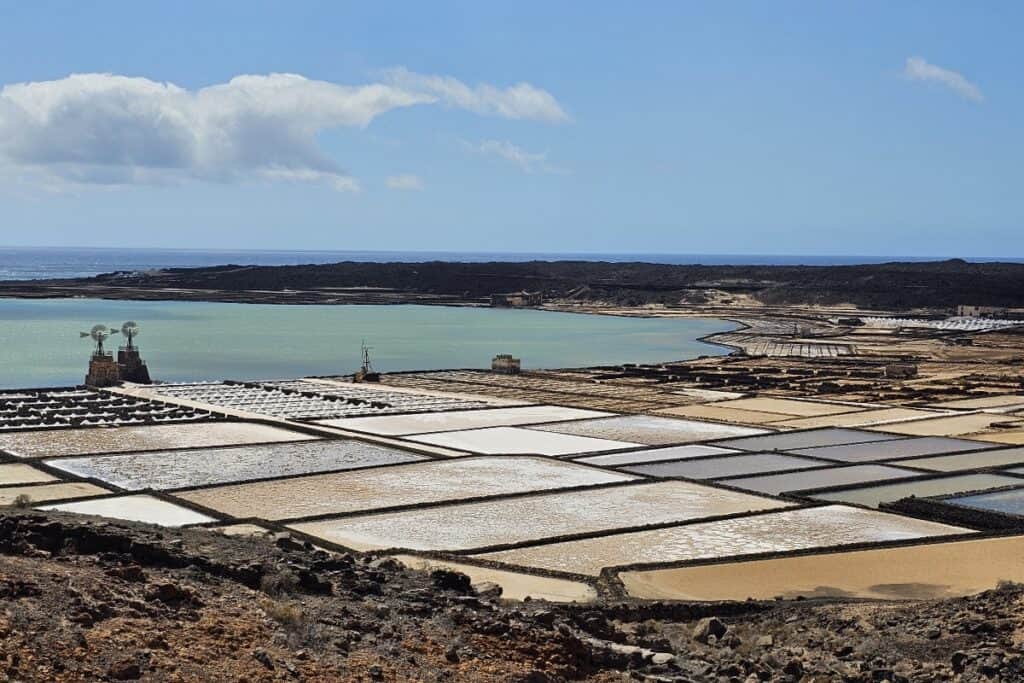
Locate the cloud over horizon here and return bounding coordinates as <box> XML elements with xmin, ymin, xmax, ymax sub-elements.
<box><xmin>903</xmin><ymin>57</ymin><xmax>983</xmax><ymax>102</ymax></box>
<box><xmin>384</xmin><ymin>67</ymin><xmax>568</xmax><ymax>123</ymax></box>
<box><xmin>469</xmin><ymin>139</ymin><xmax>565</xmax><ymax>174</ymax></box>
<box><xmin>0</xmin><ymin>70</ymin><xmax>566</xmax><ymax>191</ymax></box>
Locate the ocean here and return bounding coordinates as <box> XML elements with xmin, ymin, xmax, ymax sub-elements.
<box><xmin>2</xmin><ymin>246</ymin><xmax>1020</xmax><ymax>281</ymax></box>
<box><xmin>0</xmin><ymin>298</ymin><xmax>735</xmax><ymax>388</ymax></box>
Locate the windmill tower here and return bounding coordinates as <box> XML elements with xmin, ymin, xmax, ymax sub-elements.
<box><xmin>81</xmin><ymin>324</ymin><xmax>120</xmax><ymax>387</ymax></box>
<box><xmin>117</xmin><ymin>321</ymin><xmax>151</xmax><ymax>384</ymax></box>
<box><xmin>353</xmin><ymin>340</ymin><xmax>380</xmax><ymax>382</ymax></box>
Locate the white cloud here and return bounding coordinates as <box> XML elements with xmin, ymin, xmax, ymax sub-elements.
<box><xmin>469</xmin><ymin>139</ymin><xmax>566</xmax><ymax>174</ymax></box>
<box><xmin>903</xmin><ymin>57</ymin><xmax>983</xmax><ymax>103</ymax></box>
<box><xmin>386</xmin><ymin>174</ymin><xmax>424</xmax><ymax>191</ymax></box>
<box><xmin>475</xmin><ymin>140</ymin><xmax>545</xmax><ymax>171</ymax></box>
<box><xmin>0</xmin><ymin>70</ymin><xmax>567</xmax><ymax>190</ymax></box>
<box><xmin>385</xmin><ymin>67</ymin><xmax>568</xmax><ymax>123</ymax></box>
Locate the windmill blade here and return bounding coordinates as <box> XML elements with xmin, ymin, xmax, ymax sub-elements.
<box><xmin>79</xmin><ymin>332</ymin><xmax>90</xmax><ymax>338</ymax></box>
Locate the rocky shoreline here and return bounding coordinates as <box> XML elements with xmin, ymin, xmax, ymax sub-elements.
<box><xmin>2</xmin><ymin>259</ymin><xmax>1024</xmax><ymax>311</ymax></box>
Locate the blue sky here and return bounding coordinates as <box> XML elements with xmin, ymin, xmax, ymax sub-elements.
<box><xmin>0</xmin><ymin>2</ymin><xmax>1020</xmax><ymax>256</ymax></box>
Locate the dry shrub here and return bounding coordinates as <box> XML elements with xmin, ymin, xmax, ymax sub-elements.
<box><xmin>259</xmin><ymin>568</ymin><xmax>299</xmax><ymax>596</ymax></box>
<box><xmin>10</xmin><ymin>494</ymin><xmax>32</xmax><ymax>509</ymax></box>
<box><xmin>261</xmin><ymin>598</ymin><xmax>324</xmax><ymax>647</ymax></box>
<box><xmin>264</xmin><ymin>600</ymin><xmax>304</xmax><ymax>628</ymax></box>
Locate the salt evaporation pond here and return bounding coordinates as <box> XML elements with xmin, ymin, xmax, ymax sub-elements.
<box><xmin>812</xmin><ymin>473</ymin><xmax>1024</xmax><ymax>508</ymax></box>
<box><xmin>867</xmin><ymin>413</ymin><xmax>1024</xmax><ymax>437</ymax></box>
<box><xmin>0</xmin><ymin>463</ymin><xmax>56</xmax><ymax>486</ymax></box>
<box><xmin>723</xmin><ymin>464</ymin><xmax>920</xmax><ymax>496</ymax></box>
<box><xmin>790</xmin><ymin>436</ymin><xmax>992</xmax><ymax>463</ymax></box>
<box><xmin>331</xmin><ymin>406</ymin><xmax>610</xmax><ymax>436</ymax></box>
<box><xmin>774</xmin><ymin>407</ymin><xmax>950</xmax><ymax>429</ymax></box>
<box><xmin>528</xmin><ymin>415</ymin><xmax>766</xmax><ymax>445</ymax></box>
<box><xmin>715</xmin><ymin>428</ymin><xmax>900</xmax><ymax>452</ymax></box>
<box><xmin>407</xmin><ymin>426</ymin><xmax>642</xmax><ymax>456</ymax></box>
<box><xmin>41</xmin><ymin>494</ymin><xmax>215</xmax><ymax>527</ymax></box>
<box><xmin>289</xmin><ymin>481</ymin><xmax>791</xmax><ymax>552</ymax></box>
<box><xmin>477</xmin><ymin>505</ymin><xmax>968</xmax><ymax>575</ymax></box>
<box><xmin>0</xmin><ymin>422</ymin><xmax>315</xmax><ymax>458</ymax></box>
<box><xmin>944</xmin><ymin>486</ymin><xmax>1024</xmax><ymax>517</ymax></box>
<box><xmin>619</xmin><ymin>535</ymin><xmax>1024</xmax><ymax>601</ymax></box>
<box><xmin>622</xmin><ymin>453</ymin><xmax>824</xmax><ymax>480</ymax></box>
<box><xmin>0</xmin><ymin>482</ymin><xmax>108</xmax><ymax>506</ymax></box>
<box><xmin>657</xmin><ymin>403</ymin><xmax>791</xmax><ymax>425</ymax></box>
<box><xmin>710</xmin><ymin>398</ymin><xmax>859</xmax><ymax>418</ymax></box>
<box><xmin>574</xmin><ymin>444</ymin><xmax>740</xmax><ymax>467</ymax></box>
<box><xmin>392</xmin><ymin>555</ymin><xmax>597</xmax><ymax>603</ymax></box>
<box><xmin>0</xmin><ymin>298</ymin><xmax>736</xmax><ymax>388</ymax></box>
<box><xmin>897</xmin><ymin>447</ymin><xmax>1024</xmax><ymax>472</ymax></box>
<box><xmin>46</xmin><ymin>440</ymin><xmax>427</xmax><ymax>491</ymax></box>
<box><xmin>175</xmin><ymin>456</ymin><xmax>636</xmax><ymax>521</ymax></box>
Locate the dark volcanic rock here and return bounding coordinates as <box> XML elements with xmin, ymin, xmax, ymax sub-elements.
<box><xmin>431</xmin><ymin>568</ymin><xmax>473</xmax><ymax>593</ymax></box>
<box><xmin>5</xmin><ymin>258</ymin><xmax>1024</xmax><ymax>310</ymax></box>
<box><xmin>0</xmin><ymin>509</ymin><xmax>1022</xmax><ymax>682</ymax></box>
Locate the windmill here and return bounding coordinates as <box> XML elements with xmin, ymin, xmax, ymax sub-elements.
<box><xmin>354</xmin><ymin>340</ymin><xmax>380</xmax><ymax>382</ymax></box>
<box><xmin>361</xmin><ymin>340</ymin><xmax>374</xmax><ymax>375</ymax></box>
<box><xmin>81</xmin><ymin>324</ymin><xmax>121</xmax><ymax>387</ymax></box>
<box><xmin>116</xmin><ymin>320</ymin><xmax>152</xmax><ymax>384</ymax></box>
<box><xmin>79</xmin><ymin>324</ymin><xmax>119</xmax><ymax>357</ymax></box>
<box><xmin>121</xmin><ymin>321</ymin><xmax>140</xmax><ymax>350</ymax></box>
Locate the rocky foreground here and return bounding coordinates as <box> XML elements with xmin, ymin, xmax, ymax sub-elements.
<box><xmin>0</xmin><ymin>511</ymin><xmax>1022</xmax><ymax>682</ymax></box>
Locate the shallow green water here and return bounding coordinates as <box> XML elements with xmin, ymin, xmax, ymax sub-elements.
<box><xmin>0</xmin><ymin>299</ymin><xmax>735</xmax><ymax>388</ymax></box>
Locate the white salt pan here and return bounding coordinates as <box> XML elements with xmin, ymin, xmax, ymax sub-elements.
<box><xmin>406</xmin><ymin>427</ymin><xmax>642</xmax><ymax>456</ymax></box>
<box><xmin>41</xmin><ymin>494</ymin><xmax>215</xmax><ymax>527</ymax></box>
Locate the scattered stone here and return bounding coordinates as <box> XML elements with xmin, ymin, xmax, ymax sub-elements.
<box><xmin>106</xmin><ymin>565</ymin><xmax>147</xmax><ymax>583</ymax></box>
<box><xmin>369</xmin><ymin>557</ymin><xmax>403</xmax><ymax>571</ymax></box>
<box><xmin>835</xmin><ymin>645</ymin><xmax>854</xmax><ymax>658</ymax></box>
<box><xmin>474</xmin><ymin>581</ymin><xmax>503</xmax><ymax>599</ymax></box>
<box><xmin>145</xmin><ymin>581</ymin><xmax>199</xmax><ymax>606</ymax></box>
<box><xmin>252</xmin><ymin>648</ymin><xmax>274</xmax><ymax>670</ymax></box>
<box><xmin>783</xmin><ymin>659</ymin><xmax>804</xmax><ymax>678</ymax></box>
<box><xmin>691</xmin><ymin>617</ymin><xmax>727</xmax><ymax>643</ymax></box>
<box><xmin>431</xmin><ymin>569</ymin><xmax>472</xmax><ymax>593</ymax></box>
<box><xmin>107</xmin><ymin>660</ymin><xmax>141</xmax><ymax>680</ymax></box>
<box><xmin>0</xmin><ymin>578</ymin><xmax>42</xmax><ymax>599</ymax></box>
<box><xmin>274</xmin><ymin>533</ymin><xmax>305</xmax><ymax>552</ymax></box>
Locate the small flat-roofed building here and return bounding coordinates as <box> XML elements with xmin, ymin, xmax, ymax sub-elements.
<box><xmin>492</xmin><ymin>354</ymin><xmax>521</xmax><ymax>374</ymax></box>
<box><xmin>490</xmin><ymin>291</ymin><xmax>543</xmax><ymax>308</ymax></box>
